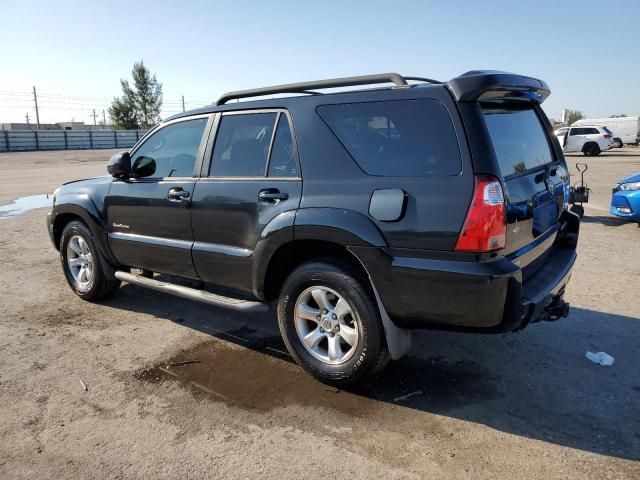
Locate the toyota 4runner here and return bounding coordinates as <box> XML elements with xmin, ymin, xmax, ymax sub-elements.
<box><xmin>48</xmin><ymin>71</ymin><xmax>579</xmax><ymax>385</ymax></box>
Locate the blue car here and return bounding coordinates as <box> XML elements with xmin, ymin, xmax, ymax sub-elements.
<box><xmin>611</xmin><ymin>172</ymin><xmax>640</xmax><ymax>222</ymax></box>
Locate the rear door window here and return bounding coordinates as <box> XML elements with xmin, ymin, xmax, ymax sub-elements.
<box><xmin>267</xmin><ymin>114</ymin><xmax>298</xmax><ymax>177</ymax></box>
<box><xmin>317</xmin><ymin>99</ymin><xmax>461</xmax><ymax>176</ymax></box>
<box><xmin>210</xmin><ymin>113</ymin><xmax>277</xmax><ymax>177</ymax></box>
<box><xmin>482</xmin><ymin>106</ymin><xmax>554</xmax><ymax>176</ymax></box>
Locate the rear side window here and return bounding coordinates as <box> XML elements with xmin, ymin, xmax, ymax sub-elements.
<box><xmin>482</xmin><ymin>106</ymin><xmax>554</xmax><ymax>176</ymax></box>
<box><xmin>317</xmin><ymin>99</ymin><xmax>461</xmax><ymax>176</ymax></box>
<box><xmin>210</xmin><ymin>113</ymin><xmax>277</xmax><ymax>177</ymax></box>
<box><xmin>586</xmin><ymin>128</ymin><xmax>599</xmax><ymax>134</ymax></box>
<box><xmin>570</xmin><ymin>127</ymin><xmax>589</xmax><ymax>136</ymax></box>
<box><xmin>268</xmin><ymin>115</ymin><xmax>298</xmax><ymax>177</ymax></box>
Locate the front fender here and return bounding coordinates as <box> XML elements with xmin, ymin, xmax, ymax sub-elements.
<box><xmin>49</xmin><ymin>193</ymin><xmax>116</xmax><ymax>264</ymax></box>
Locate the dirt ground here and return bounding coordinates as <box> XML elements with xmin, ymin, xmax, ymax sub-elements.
<box><xmin>0</xmin><ymin>148</ymin><xmax>639</xmax><ymax>479</ymax></box>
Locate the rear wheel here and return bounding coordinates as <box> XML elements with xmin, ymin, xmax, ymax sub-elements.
<box><xmin>60</xmin><ymin>220</ymin><xmax>120</xmax><ymax>301</ymax></box>
<box><xmin>277</xmin><ymin>261</ymin><xmax>389</xmax><ymax>385</ymax></box>
<box><xmin>613</xmin><ymin>138</ymin><xmax>623</xmax><ymax>148</ymax></box>
<box><xmin>583</xmin><ymin>143</ymin><xmax>601</xmax><ymax>156</ymax></box>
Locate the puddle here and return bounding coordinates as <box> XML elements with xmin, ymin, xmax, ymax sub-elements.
<box><xmin>0</xmin><ymin>194</ymin><xmax>52</xmax><ymax>219</ymax></box>
<box><xmin>137</xmin><ymin>337</ymin><xmax>497</xmax><ymax>415</ymax></box>
<box><xmin>138</xmin><ymin>341</ymin><xmax>378</xmax><ymax>416</ymax></box>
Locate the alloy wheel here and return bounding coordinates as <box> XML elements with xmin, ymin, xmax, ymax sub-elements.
<box><xmin>66</xmin><ymin>234</ymin><xmax>94</xmax><ymax>288</ymax></box>
<box><xmin>293</xmin><ymin>286</ymin><xmax>360</xmax><ymax>365</ymax></box>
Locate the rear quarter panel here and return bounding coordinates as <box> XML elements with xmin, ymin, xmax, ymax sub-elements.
<box><xmin>289</xmin><ymin>86</ymin><xmax>474</xmax><ymax>252</ymax></box>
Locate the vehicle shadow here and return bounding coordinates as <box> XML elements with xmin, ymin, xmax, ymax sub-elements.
<box><xmin>103</xmin><ymin>285</ymin><xmax>640</xmax><ymax>461</ymax></box>
<box><xmin>580</xmin><ymin>214</ymin><xmax>634</xmax><ymax>227</ymax></box>
<box><xmin>565</xmin><ymin>152</ymin><xmax>640</xmax><ymax>158</ymax></box>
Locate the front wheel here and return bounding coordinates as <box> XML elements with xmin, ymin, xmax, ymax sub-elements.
<box><xmin>583</xmin><ymin>143</ymin><xmax>601</xmax><ymax>156</ymax></box>
<box><xmin>277</xmin><ymin>261</ymin><xmax>389</xmax><ymax>386</ymax></box>
<box><xmin>60</xmin><ymin>220</ymin><xmax>120</xmax><ymax>301</ymax></box>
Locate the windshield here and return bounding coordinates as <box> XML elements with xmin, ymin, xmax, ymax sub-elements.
<box><xmin>482</xmin><ymin>106</ymin><xmax>555</xmax><ymax>176</ymax></box>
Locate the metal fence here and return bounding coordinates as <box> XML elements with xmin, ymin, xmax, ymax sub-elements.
<box><xmin>0</xmin><ymin>129</ymin><xmax>148</xmax><ymax>152</ymax></box>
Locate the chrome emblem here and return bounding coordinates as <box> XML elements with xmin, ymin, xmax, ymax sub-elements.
<box><xmin>112</xmin><ymin>223</ymin><xmax>130</xmax><ymax>229</ymax></box>
<box><xmin>545</xmin><ymin>178</ymin><xmax>554</xmax><ymax>193</ymax></box>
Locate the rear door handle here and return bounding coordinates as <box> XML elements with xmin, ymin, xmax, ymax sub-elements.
<box><xmin>167</xmin><ymin>187</ymin><xmax>190</xmax><ymax>201</ymax></box>
<box><xmin>259</xmin><ymin>189</ymin><xmax>289</xmax><ymax>204</ymax></box>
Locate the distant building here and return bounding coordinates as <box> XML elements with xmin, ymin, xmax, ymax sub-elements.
<box><xmin>56</xmin><ymin>121</ymin><xmax>87</xmax><ymax>131</ymax></box>
<box><xmin>1</xmin><ymin>122</ymin><xmax>60</xmax><ymax>130</ymax></box>
<box><xmin>0</xmin><ymin>122</ymin><xmax>113</xmax><ymax>131</ymax></box>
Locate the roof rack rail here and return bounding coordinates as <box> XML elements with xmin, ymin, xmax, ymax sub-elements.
<box><xmin>215</xmin><ymin>73</ymin><xmax>441</xmax><ymax>105</ymax></box>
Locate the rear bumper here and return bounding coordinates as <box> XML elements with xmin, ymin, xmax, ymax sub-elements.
<box><xmin>352</xmin><ymin>216</ymin><xmax>578</xmax><ymax>332</ymax></box>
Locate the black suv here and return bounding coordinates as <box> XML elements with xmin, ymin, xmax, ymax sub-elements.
<box><xmin>48</xmin><ymin>71</ymin><xmax>579</xmax><ymax>385</ymax></box>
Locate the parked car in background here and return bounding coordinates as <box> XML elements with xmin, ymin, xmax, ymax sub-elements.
<box><xmin>611</xmin><ymin>172</ymin><xmax>640</xmax><ymax>222</ymax></box>
<box><xmin>554</xmin><ymin>125</ymin><xmax>614</xmax><ymax>156</ymax></box>
<box><xmin>573</xmin><ymin>117</ymin><xmax>640</xmax><ymax>148</ymax></box>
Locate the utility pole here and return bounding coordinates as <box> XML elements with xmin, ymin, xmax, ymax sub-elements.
<box><xmin>91</xmin><ymin>109</ymin><xmax>98</xmax><ymax>126</ymax></box>
<box><xmin>102</xmin><ymin>109</ymin><xmax>107</xmax><ymax>128</ymax></box>
<box><xmin>182</xmin><ymin>95</ymin><xmax>185</xmax><ymax>112</ymax></box>
<box><xmin>25</xmin><ymin>112</ymin><xmax>31</xmax><ymax>129</ymax></box>
<box><xmin>32</xmin><ymin>86</ymin><xmax>40</xmax><ymax>129</ymax></box>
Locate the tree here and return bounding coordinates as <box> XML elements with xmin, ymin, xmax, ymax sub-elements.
<box><xmin>109</xmin><ymin>61</ymin><xmax>163</xmax><ymax>129</ymax></box>
<box><xmin>565</xmin><ymin>109</ymin><xmax>584</xmax><ymax>126</ymax></box>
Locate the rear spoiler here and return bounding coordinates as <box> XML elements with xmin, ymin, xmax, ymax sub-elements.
<box><xmin>447</xmin><ymin>70</ymin><xmax>550</xmax><ymax>104</ymax></box>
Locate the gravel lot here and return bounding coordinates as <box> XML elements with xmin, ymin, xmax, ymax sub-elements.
<box><xmin>0</xmin><ymin>148</ymin><xmax>639</xmax><ymax>479</ymax></box>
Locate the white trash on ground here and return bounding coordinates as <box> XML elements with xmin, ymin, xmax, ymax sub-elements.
<box><xmin>585</xmin><ymin>351</ymin><xmax>615</xmax><ymax>366</ymax></box>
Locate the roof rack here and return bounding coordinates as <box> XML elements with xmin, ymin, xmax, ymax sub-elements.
<box><xmin>215</xmin><ymin>73</ymin><xmax>442</xmax><ymax>105</ymax></box>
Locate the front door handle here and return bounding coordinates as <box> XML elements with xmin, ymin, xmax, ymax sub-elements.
<box><xmin>167</xmin><ymin>187</ymin><xmax>190</xmax><ymax>201</ymax></box>
<box><xmin>259</xmin><ymin>189</ymin><xmax>289</xmax><ymax>204</ymax></box>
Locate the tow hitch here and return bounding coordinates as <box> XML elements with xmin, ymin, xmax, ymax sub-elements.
<box><xmin>542</xmin><ymin>298</ymin><xmax>570</xmax><ymax>321</ymax></box>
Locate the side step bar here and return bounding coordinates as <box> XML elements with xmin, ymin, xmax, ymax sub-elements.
<box><xmin>114</xmin><ymin>271</ymin><xmax>268</xmax><ymax>313</ymax></box>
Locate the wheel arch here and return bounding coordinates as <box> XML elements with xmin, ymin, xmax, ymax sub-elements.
<box><xmin>260</xmin><ymin>239</ymin><xmax>372</xmax><ymax>302</ymax></box>
<box><xmin>254</xmin><ymin>207</ymin><xmax>387</xmax><ymax>300</ymax></box>
<box><xmin>50</xmin><ymin>196</ymin><xmax>116</xmax><ymax>264</ymax></box>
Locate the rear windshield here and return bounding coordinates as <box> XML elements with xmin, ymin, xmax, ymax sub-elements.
<box><xmin>317</xmin><ymin>99</ymin><xmax>461</xmax><ymax>176</ymax></box>
<box><xmin>482</xmin><ymin>106</ymin><xmax>554</xmax><ymax>176</ymax></box>
<box><xmin>603</xmin><ymin>126</ymin><xmax>613</xmax><ymax>134</ymax></box>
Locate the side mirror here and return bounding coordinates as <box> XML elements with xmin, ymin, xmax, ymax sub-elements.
<box><xmin>131</xmin><ymin>155</ymin><xmax>157</xmax><ymax>178</ymax></box>
<box><xmin>107</xmin><ymin>151</ymin><xmax>131</xmax><ymax>178</ymax></box>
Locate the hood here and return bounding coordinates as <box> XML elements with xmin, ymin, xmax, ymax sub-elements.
<box><xmin>61</xmin><ymin>174</ymin><xmax>112</xmax><ymax>187</ymax></box>
<box><xmin>618</xmin><ymin>171</ymin><xmax>640</xmax><ymax>185</ymax></box>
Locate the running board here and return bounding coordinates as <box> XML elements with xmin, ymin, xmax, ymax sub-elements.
<box><xmin>114</xmin><ymin>271</ymin><xmax>268</xmax><ymax>313</ymax></box>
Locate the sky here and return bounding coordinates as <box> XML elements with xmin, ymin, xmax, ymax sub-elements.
<box><xmin>1</xmin><ymin>0</ymin><xmax>638</xmax><ymax>125</ymax></box>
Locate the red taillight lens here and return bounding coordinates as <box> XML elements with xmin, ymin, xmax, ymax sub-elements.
<box><xmin>604</xmin><ymin>134</ymin><xmax>612</xmax><ymax>139</ymax></box>
<box><xmin>455</xmin><ymin>176</ymin><xmax>506</xmax><ymax>252</ymax></box>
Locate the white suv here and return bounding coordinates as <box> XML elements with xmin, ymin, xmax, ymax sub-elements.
<box><xmin>554</xmin><ymin>125</ymin><xmax>614</xmax><ymax>156</ymax></box>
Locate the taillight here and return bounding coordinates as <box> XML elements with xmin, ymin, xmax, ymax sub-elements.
<box><xmin>455</xmin><ymin>176</ymin><xmax>506</xmax><ymax>252</ymax></box>
<box><xmin>603</xmin><ymin>134</ymin><xmax>612</xmax><ymax>139</ymax></box>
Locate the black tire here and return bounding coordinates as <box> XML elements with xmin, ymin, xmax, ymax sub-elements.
<box><xmin>277</xmin><ymin>261</ymin><xmax>389</xmax><ymax>386</ymax></box>
<box><xmin>583</xmin><ymin>143</ymin><xmax>600</xmax><ymax>156</ymax></box>
<box><xmin>613</xmin><ymin>138</ymin><xmax>623</xmax><ymax>148</ymax></box>
<box><xmin>59</xmin><ymin>220</ymin><xmax>120</xmax><ymax>301</ymax></box>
